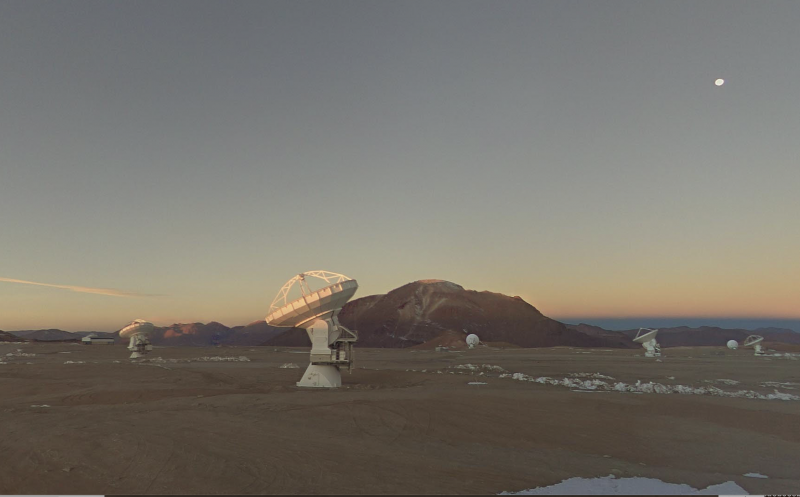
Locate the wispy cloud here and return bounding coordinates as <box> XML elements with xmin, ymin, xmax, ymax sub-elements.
<box><xmin>0</xmin><ymin>277</ymin><xmax>157</xmax><ymax>298</ymax></box>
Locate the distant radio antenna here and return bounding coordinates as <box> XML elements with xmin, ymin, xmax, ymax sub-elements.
<box><xmin>743</xmin><ymin>335</ymin><xmax>765</xmax><ymax>356</ymax></box>
<box><xmin>119</xmin><ymin>319</ymin><xmax>154</xmax><ymax>359</ymax></box>
<box><xmin>726</xmin><ymin>340</ymin><xmax>739</xmax><ymax>350</ymax></box>
<box><xmin>633</xmin><ymin>328</ymin><xmax>661</xmax><ymax>357</ymax></box>
<box><xmin>466</xmin><ymin>334</ymin><xmax>480</xmax><ymax>349</ymax></box>
<box><xmin>266</xmin><ymin>271</ymin><xmax>358</xmax><ymax>388</ymax></box>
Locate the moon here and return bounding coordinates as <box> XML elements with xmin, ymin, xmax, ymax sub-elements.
<box><xmin>715</xmin><ymin>78</ymin><xmax>725</xmax><ymax>86</ymax></box>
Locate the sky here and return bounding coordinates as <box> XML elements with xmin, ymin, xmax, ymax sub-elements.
<box><xmin>1</xmin><ymin>1</ymin><xmax>798</xmax><ymax>332</ymax></box>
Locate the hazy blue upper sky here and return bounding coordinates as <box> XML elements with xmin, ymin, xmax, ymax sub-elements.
<box><xmin>1</xmin><ymin>1</ymin><xmax>798</xmax><ymax>331</ymax></box>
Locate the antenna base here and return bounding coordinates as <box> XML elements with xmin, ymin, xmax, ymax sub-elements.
<box><xmin>296</xmin><ymin>364</ymin><xmax>342</xmax><ymax>388</ymax></box>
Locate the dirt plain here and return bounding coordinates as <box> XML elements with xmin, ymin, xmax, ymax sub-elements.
<box><xmin>0</xmin><ymin>342</ymin><xmax>798</xmax><ymax>495</ymax></box>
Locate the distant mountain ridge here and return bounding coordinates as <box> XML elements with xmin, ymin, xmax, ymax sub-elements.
<box><xmin>4</xmin><ymin>279</ymin><xmax>798</xmax><ymax>349</ymax></box>
<box><xmin>3</xmin><ymin>322</ymin><xmax>287</xmax><ymax>346</ymax></box>
<box><xmin>566</xmin><ymin>323</ymin><xmax>800</xmax><ymax>348</ymax></box>
<box><xmin>0</xmin><ymin>330</ymin><xmax>27</xmax><ymax>342</ymax></box>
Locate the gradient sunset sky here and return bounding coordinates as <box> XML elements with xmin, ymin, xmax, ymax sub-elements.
<box><xmin>1</xmin><ymin>1</ymin><xmax>798</xmax><ymax>332</ymax></box>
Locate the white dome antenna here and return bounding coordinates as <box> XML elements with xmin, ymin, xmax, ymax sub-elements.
<box><xmin>743</xmin><ymin>335</ymin><xmax>765</xmax><ymax>356</ymax></box>
<box><xmin>266</xmin><ymin>271</ymin><xmax>358</xmax><ymax>388</ymax></box>
<box><xmin>633</xmin><ymin>328</ymin><xmax>661</xmax><ymax>357</ymax></box>
<box><xmin>466</xmin><ymin>334</ymin><xmax>480</xmax><ymax>349</ymax></box>
<box><xmin>119</xmin><ymin>319</ymin><xmax>154</xmax><ymax>359</ymax></box>
<box><xmin>727</xmin><ymin>340</ymin><xmax>739</xmax><ymax>350</ymax></box>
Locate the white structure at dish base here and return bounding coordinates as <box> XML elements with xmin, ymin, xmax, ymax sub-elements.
<box><xmin>727</xmin><ymin>340</ymin><xmax>739</xmax><ymax>350</ymax></box>
<box><xmin>633</xmin><ymin>328</ymin><xmax>661</xmax><ymax>357</ymax></box>
<box><xmin>466</xmin><ymin>334</ymin><xmax>480</xmax><ymax>349</ymax></box>
<box><xmin>743</xmin><ymin>335</ymin><xmax>765</xmax><ymax>356</ymax></box>
<box><xmin>119</xmin><ymin>319</ymin><xmax>154</xmax><ymax>359</ymax></box>
<box><xmin>266</xmin><ymin>271</ymin><xmax>358</xmax><ymax>388</ymax></box>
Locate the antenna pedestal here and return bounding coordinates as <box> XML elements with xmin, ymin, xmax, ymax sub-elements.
<box><xmin>128</xmin><ymin>334</ymin><xmax>153</xmax><ymax>360</ymax></box>
<box><xmin>642</xmin><ymin>339</ymin><xmax>661</xmax><ymax>358</ymax></box>
<box><xmin>296</xmin><ymin>315</ymin><xmax>356</xmax><ymax>388</ymax></box>
<box><xmin>297</xmin><ymin>364</ymin><xmax>342</xmax><ymax>388</ymax></box>
<box><xmin>753</xmin><ymin>344</ymin><xmax>764</xmax><ymax>356</ymax></box>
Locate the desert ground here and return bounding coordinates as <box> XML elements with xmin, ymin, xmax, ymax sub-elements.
<box><xmin>0</xmin><ymin>342</ymin><xmax>798</xmax><ymax>495</ymax></box>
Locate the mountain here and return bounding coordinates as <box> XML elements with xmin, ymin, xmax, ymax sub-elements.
<box><xmin>141</xmin><ymin>321</ymin><xmax>286</xmax><ymax>347</ymax></box>
<box><xmin>566</xmin><ymin>324</ymin><xmax>636</xmax><ymax>348</ymax></box>
<box><xmin>220</xmin><ymin>321</ymin><xmax>287</xmax><ymax>346</ymax></box>
<box><xmin>7</xmin><ymin>329</ymin><xmax>80</xmax><ymax>341</ymax></box>
<box><xmin>264</xmin><ymin>280</ymin><xmax>628</xmax><ymax>349</ymax></box>
<box><xmin>5</xmin><ymin>281</ymin><xmax>798</xmax><ymax>349</ymax></box>
<box><xmin>0</xmin><ymin>330</ymin><xmax>27</xmax><ymax>342</ymax></box>
<box><xmin>5</xmin><ymin>322</ymin><xmax>287</xmax><ymax>347</ymax></box>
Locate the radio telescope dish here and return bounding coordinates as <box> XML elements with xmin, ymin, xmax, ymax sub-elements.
<box><xmin>727</xmin><ymin>340</ymin><xmax>739</xmax><ymax>350</ymax></box>
<box><xmin>466</xmin><ymin>334</ymin><xmax>480</xmax><ymax>349</ymax></box>
<box><xmin>119</xmin><ymin>319</ymin><xmax>154</xmax><ymax>359</ymax></box>
<box><xmin>743</xmin><ymin>335</ymin><xmax>765</xmax><ymax>356</ymax></box>
<box><xmin>633</xmin><ymin>328</ymin><xmax>661</xmax><ymax>357</ymax></box>
<box><xmin>266</xmin><ymin>271</ymin><xmax>358</xmax><ymax>388</ymax></box>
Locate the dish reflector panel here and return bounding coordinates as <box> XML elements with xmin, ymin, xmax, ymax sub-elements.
<box><xmin>633</xmin><ymin>328</ymin><xmax>658</xmax><ymax>344</ymax></box>
<box><xmin>119</xmin><ymin>319</ymin><xmax>155</xmax><ymax>338</ymax></box>
<box><xmin>743</xmin><ymin>335</ymin><xmax>764</xmax><ymax>347</ymax></box>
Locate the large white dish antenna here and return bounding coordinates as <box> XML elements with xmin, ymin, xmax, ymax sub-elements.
<box><xmin>726</xmin><ymin>340</ymin><xmax>739</xmax><ymax>350</ymax></box>
<box><xmin>119</xmin><ymin>319</ymin><xmax>154</xmax><ymax>359</ymax></box>
<box><xmin>119</xmin><ymin>319</ymin><xmax>154</xmax><ymax>339</ymax></box>
<box><xmin>267</xmin><ymin>271</ymin><xmax>358</xmax><ymax>328</ymax></box>
<box><xmin>466</xmin><ymin>334</ymin><xmax>479</xmax><ymax>349</ymax></box>
<box><xmin>266</xmin><ymin>271</ymin><xmax>359</xmax><ymax>388</ymax></box>
<box><xmin>633</xmin><ymin>328</ymin><xmax>661</xmax><ymax>357</ymax></box>
<box><xmin>743</xmin><ymin>335</ymin><xmax>765</xmax><ymax>356</ymax></box>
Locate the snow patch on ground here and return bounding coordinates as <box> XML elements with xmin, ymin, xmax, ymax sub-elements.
<box><xmin>279</xmin><ymin>363</ymin><xmax>299</xmax><ymax>368</ymax></box>
<box><xmin>453</xmin><ymin>363</ymin><xmax>508</xmax><ymax>373</ymax></box>
<box><xmin>761</xmin><ymin>381</ymin><xmax>798</xmax><ymax>390</ymax></box>
<box><xmin>499</xmin><ymin>372</ymin><xmax>799</xmax><ymax>401</ymax></box>
<box><xmin>467</xmin><ymin>381</ymin><xmax>488</xmax><ymax>385</ymax></box>
<box><xmin>63</xmin><ymin>361</ymin><xmax>86</xmax><ymax>364</ymax></box>
<box><xmin>6</xmin><ymin>350</ymin><xmax>35</xmax><ymax>357</ymax></box>
<box><xmin>499</xmin><ymin>475</ymin><xmax>748</xmax><ymax>495</ymax></box>
<box><xmin>743</xmin><ymin>472</ymin><xmax>768</xmax><ymax>479</ymax></box>
<box><xmin>703</xmin><ymin>379</ymin><xmax>740</xmax><ymax>386</ymax></box>
<box><xmin>569</xmin><ymin>372</ymin><xmax>615</xmax><ymax>380</ymax></box>
<box><xmin>141</xmin><ymin>356</ymin><xmax>250</xmax><ymax>363</ymax></box>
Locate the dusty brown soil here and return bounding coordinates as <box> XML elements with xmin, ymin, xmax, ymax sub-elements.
<box><xmin>1</xmin><ymin>342</ymin><xmax>798</xmax><ymax>495</ymax></box>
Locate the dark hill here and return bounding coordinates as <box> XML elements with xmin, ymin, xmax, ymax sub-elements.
<box><xmin>264</xmin><ymin>280</ymin><xmax>625</xmax><ymax>349</ymax></box>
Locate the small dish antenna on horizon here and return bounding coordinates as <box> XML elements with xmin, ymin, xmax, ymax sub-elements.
<box><xmin>633</xmin><ymin>328</ymin><xmax>661</xmax><ymax>357</ymax></box>
<box><xmin>119</xmin><ymin>319</ymin><xmax>154</xmax><ymax>359</ymax></box>
<box><xmin>466</xmin><ymin>334</ymin><xmax>480</xmax><ymax>349</ymax></box>
<box><xmin>266</xmin><ymin>271</ymin><xmax>358</xmax><ymax>388</ymax></box>
<box><xmin>743</xmin><ymin>335</ymin><xmax>765</xmax><ymax>356</ymax></box>
<box><xmin>726</xmin><ymin>340</ymin><xmax>739</xmax><ymax>350</ymax></box>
